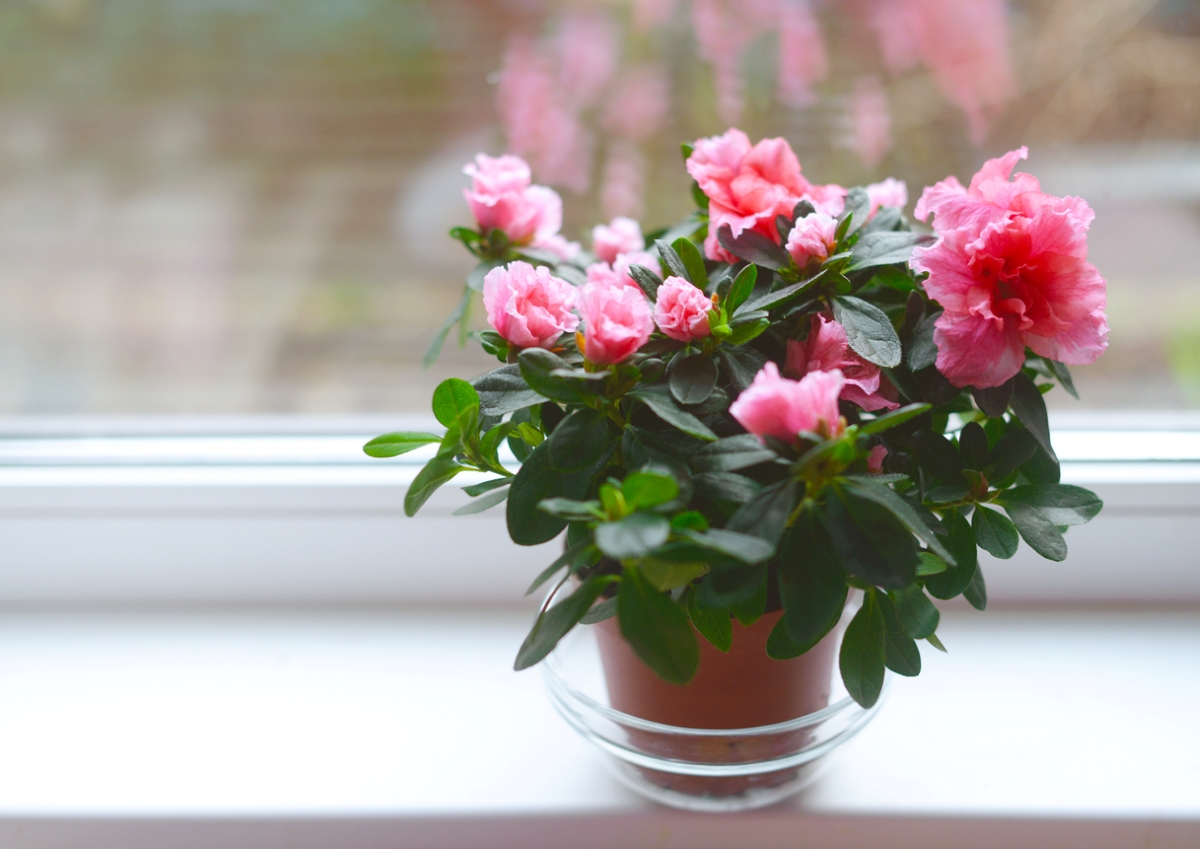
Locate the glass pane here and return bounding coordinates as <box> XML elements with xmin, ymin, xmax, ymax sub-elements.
<box><xmin>0</xmin><ymin>0</ymin><xmax>1195</xmax><ymax>413</ymax></box>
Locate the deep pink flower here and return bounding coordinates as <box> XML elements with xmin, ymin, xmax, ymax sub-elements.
<box><xmin>654</xmin><ymin>276</ymin><xmax>713</xmax><ymax>342</ymax></box>
<box><xmin>577</xmin><ymin>282</ymin><xmax>654</xmax><ymax>365</ymax></box>
<box><xmin>729</xmin><ymin>363</ymin><xmax>846</xmax><ymax>443</ymax></box>
<box><xmin>785</xmin><ymin>313</ymin><xmax>899</xmax><ymax>412</ymax></box>
<box><xmin>482</xmin><ymin>261</ymin><xmax>579</xmax><ymax>350</ymax></box>
<box><xmin>463</xmin><ymin>154</ymin><xmax>563</xmax><ymax>248</ymax></box>
<box><xmin>687</xmin><ymin>128</ymin><xmax>845</xmax><ymax>263</ymax></box>
<box><xmin>911</xmin><ymin>148</ymin><xmax>1108</xmax><ymax>388</ymax></box>
<box><xmin>592</xmin><ymin>217</ymin><xmax>645</xmax><ymax>264</ymax></box>
<box><xmin>866</xmin><ymin>178</ymin><xmax>908</xmax><ymax>216</ymax></box>
<box><xmin>867</xmin><ymin>444</ymin><xmax>889</xmax><ymax>473</ymax></box>
<box><xmin>785</xmin><ymin>212</ymin><xmax>838</xmax><ymax>266</ymax></box>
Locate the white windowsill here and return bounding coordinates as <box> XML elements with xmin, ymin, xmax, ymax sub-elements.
<box><xmin>0</xmin><ymin>606</ymin><xmax>1196</xmax><ymax>848</ymax></box>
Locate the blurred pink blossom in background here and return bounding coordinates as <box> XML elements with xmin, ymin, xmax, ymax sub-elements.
<box><xmin>847</xmin><ymin>76</ymin><xmax>892</xmax><ymax>168</ymax></box>
<box><xmin>777</xmin><ymin>0</ymin><xmax>828</xmax><ymax>108</ymax></box>
<box><xmin>592</xmin><ymin>216</ymin><xmax>645</xmax><ymax>264</ymax></box>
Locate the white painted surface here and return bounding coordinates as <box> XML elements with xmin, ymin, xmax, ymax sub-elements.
<box><xmin>0</xmin><ymin>608</ymin><xmax>1195</xmax><ymax>848</ymax></box>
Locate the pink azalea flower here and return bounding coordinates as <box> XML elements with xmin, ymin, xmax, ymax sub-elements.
<box><xmin>536</xmin><ymin>234</ymin><xmax>581</xmax><ymax>262</ymax></box>
<box><xmin>777</xmin><ymin>0</ymin><xmax>828</xmax><ymax>108</ymax></box>
<box><xmin>784</xmin><ymin>313</ymin><xmax>900</xmax><ymax>412</ymax></box>
<box><xmin>911</xmin><ymin>147</ymin><xmax>1109</xmax><ymax>388</ymax></box>
<box><xmin>729</xmin><ymin>363</ymin><xmax>847</xmax><ymax>443</ymax></box>
<box><xmin>592</xmin><ymin>217</ymin><xmax>645</xmax><ymax>264</ymax></box>
<box><xmin>867</xmin><ymin>444</ymin><xmax>889</xmax><ymax>473</ymax></box>
<box><xmin>463</xmin><ymin>154</ymin><xmax>564</xmax><ymax>248</ymax></box>
<box><xmin>785</xmin><ymin>212</ymin><xmax>838</xmax><ymax>266</ymax></box>
<box><xmin>482</xmin><ymin>261</ymin><xmax>580</xmax><ymax>350</ymax></box>
<box><xmin>654</xmin><ymin>276</ymin><xmax>713</xmax><ymax>342</ymax></box>
<box><xmin>577</xmin><ymin>282</ymin><xmax>654</xmax><ymax>365</ymax></box>
<box><xmin>686</xmin><ymin>128</ymin><xmax>845</xmax><ymax>263</ymax></box>
<box><xmin>866</xmin><ymin>177</ymin><xmax>908</xmax><ymax>217</ymax></box>
<box><xmin>585</xmin><ymin>250</ymin><xmax>660</xmax><ymax>292</ymax></box>
<box><xmin>847</xmin><ymin>76</ymin><xmax>892</xmax><ymax>169</ymax></box>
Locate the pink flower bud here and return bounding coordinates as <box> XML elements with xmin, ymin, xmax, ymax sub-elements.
<box><xmin>463</xmin><ymin>154</ymin><xmax>563</xmax><ymax>247</ymax></box>
<box><xmin>729</xmin><ymin>363</ymin><xmax>846</xmax><ymax>444</ymax></box>
<box><xmin>654</xmin><ymin>276</ymin><xmax>713</xmax><ymax>342</ymax></box>
<box><xmin>577</xmin><ymin>282</ymin><xmax>654</xmax><ymax>365</ymax></box>
<box><xmin>867</xmin><ymin>444</ymin><xmax>889</xmax><ymax>473</ymax></box>
<box><xmin>785</xmin><ymin>212</ymin><xmax>838</xmax><ymax>266</ymax></box>
<box><xmin>482</xmin><ymin>261</ymin><xmax>579</xmax><ymax>350</ymax></box>
<box><xmin>591</xmin><ymin>216</ymin><xmax>645</xmax><ymax>264</ymax></box>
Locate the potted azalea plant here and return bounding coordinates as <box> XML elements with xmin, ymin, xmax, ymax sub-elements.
<box><xmin>366</xmin><ymin>129</ymin><xmax>1107</xmax><ymax>801</ymax></box>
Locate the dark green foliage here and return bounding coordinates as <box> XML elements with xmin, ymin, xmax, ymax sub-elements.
<box><xmin>840</xmin><ymin>590</ymin><xmax>887</xmax><ymax>708</ymax></box>
<box><xmin>619</xmin><ymin>567</ymin><xmax>700</xmax><ymax>685</ymax></box>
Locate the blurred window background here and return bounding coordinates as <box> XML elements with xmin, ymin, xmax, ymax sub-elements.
<box><xmin>0</xmin><ymin>0</ymin><xmax>1197</xmax><ymax>415</ymax></box>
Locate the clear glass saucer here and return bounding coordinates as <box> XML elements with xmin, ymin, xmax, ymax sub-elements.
<box><xmin>543</xmin><ymin>620</ymin><xmax>888</xmax><ymax>812</ymax></box>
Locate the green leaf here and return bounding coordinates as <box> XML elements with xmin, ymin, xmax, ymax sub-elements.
<box><xmin>673</xmin><ymin>237</ymin><xmax>708</xmax><ymax>288</ymax></box>
<box><xmin>1045</xmin><ymin>358</ymin><xmax>1079</xmax><ymax>399</ymax></box>
<box><xmin>693</xmin><ymin>471</ymin><xmax>762</xmax><ymax>504</ymax></box>
<box><xmin>838</xmin><ymin>187</ymin><xmax>871</xmax><ymax>235</ymax></box>
<box><xmin>694</xmin><ymin>565</ymin><xmax>765</xmax><ymax>608</ymax></box>
<box><xmin>723</xmin><ymin>314</ymin><xmax>771</xmax><ymax>346</ymax></box>
<box><xmin>1003</xmin><ymin>502</ymin><xmax>1067</xmax><ymax>561</ymax></box>
<box><xmin>987</xmin><ymin>428</ymin><xmax>1038</xmax><ymax>480</ymax></box>
<box><xmin>973</xmin><ymin>380</ymin><xmax>1014</xmax><ymax>418</ymax></box>
<box><xmin>777</xmin><ymin>511</ymin><xmax>849</xmax><ymax>652</ymax></box>
<box><xmin>729</xmin><ymin>572</ymin><xmax>769</xmax><ymax>626</ymax></box>
<box><xmin>831</xmin><ymin>296</ymin><xmax>903</xmax><ymax>368</ymax></box>
<box><xmin>548</xmin><ymin>408</ymin><xmax>614</xmax><ymax>473</ymax></box>
<box><xmin>627</xmin><ymin>264</ymin><xmax>664</xmax><ymax>300</ymax></box>
<box><xmin>622</xmin><ymin>426</ymin><xmax>692</xmax><ymax>486</ymax></box>
<box><xmin>514</xmin><ymin>575</ymin><xmax>614</xmax><ymax>670</ymax></box>
<box><xmin>452</xmin><ymin>486</ymin><xmax>509</xmax><ymax>515</ymax></box>
<box><xmin>524</xmin><ymin>543</ymin><xmax>601</xmax><ymax>596</ymax></box>
<box><xmin>958</xmin><ymin>422</ymin><xmax>989</xmax><ymax>470</ymax></box>
<box><xmin>890</xmin><ymin>584</ymin><xmax>940</xmax><ymax>639</ymax></box>
<box><xmin>622</xmin><ymin>471</ymin><xmax>680</xmax><ymax>510</ymax></box>
<box><xmin>642</xmin><ymin>559</ymin><xmax>709</xmax><ymax>592</ymax></box>
<box><xmin>678</xmin><ymin>527</ymin><xmax>775</xmax><ymax>564</ymax></box>
<box><xmin>726</xmin><ymin>264</ymin><xmax>758</xmax><ymax>314</ymax></box>
<box><xmin>690</xmin><ymin>434</ymin><xmax>776</xmax><ymax>472</ymax></box>
<box><xmin>463</xmin><ymin>477</ymin><xmax>511</xmax><ymax>497</ymax></box>
<box><xmin>971</xmin><ymin>505</ymin><xmax>1019</xmax><ymax>559</ymax></box>
<box><xmin>964</xmin><ymin>563</ymin><xmax>987</xmax><ymax>610</ymax></box>
<box><xmin>618</xmin><ymin>566</ymin><xmax>700</xmax><ymax>685</ymax></box>
<box><xmin>467</xmin><ymin>258</ymin><xmax>505</xmax><ymax>292</ymax></box>
<box><xmin>925</xmin><ymin>632</ymin><xmax>948</xmax><ymax>653</ymax></box>
<box><xmin>655</xmin><ymin>238</ymin><xmax>690</xmax><ymax>282</ymax></box>
<box><xmin>404</xmin><ymin>456</ymin><xmax>467</xmax><ymax>517</ymax></box>
<box><xmin>839</xmin><ymin>590</ymin><xmax>887</xmax><ymax>708</ymax></box>
<box><xmin>519</xmin><ymin>349</ymin><xmax>585</xmax><ymax>404</ymax></box>
<box><xmin>1009</xmin><ymin>371</ymin><xmax>1057</xmax><ymax>462</ymax></box>
<box><xmin>1021</xmin><ymin>442</ymin><xmax>1062</xmax><ymax>484</ymax></box>
<box><xmin>537</xmin><ymin>498</ymin><xmax>603</xmax><ymax>521</ymax></box>
<box><xmin>917</xmin><ymin>551</ymin><xmax>949</xmax><ymax>575</ymax></box>
<box><xmin>474</xmin><ymin>364</ymin><xmax>546</xmax><ymax>417</ymax></box>
<box><xmin>846</xmin><ymin>231</ymin><xmax>933</xmax><ymax>273</ymax></box>
<box><xmin>913</xmin><ymin>430</ymin><xmax>965</xmax><ymax>484</ymax></box>
<box><xmin>579</xmin><ymin>596</ymin><xmax>617</xmax><ymax>624</ymax></box>
<box><xmin>595</xmin><ymin>513</ymin><xmax>672</xmax><ymax>560</ymax></box>
<box><xmin>905</xmin><ymin>311</ymin><xmax>939</xmax><ymax>372</ymax></box>
<box><xmin>822</xmin><ymin>488</ymin><xmax>918</xmax><ymax>590</ymax></box>
<box><xmin>432</xmin><ymin>378</ymin><xmax>481</xmax><ymax>429</ymax></box>
<box><xmin>715</xmin><ymin>224</ymin><xmax>788</xmax><ymax>270</ymax></box>
<box><xmin>858</xmin><ymin>403</ymin><xmax>932</xmax><ymax>436</ymax></box>
<box><xmin>630</xmin><ymin>387</ymin><xmax>718</xmax><ymax>441</ymax></box>
<box><xmin>718</xmin><ymin>345</ymin><xmax>769</xmax><ymax>392</ymax></box>
<box><xmin>687</xmin><ymin>588</ymin><xmax>732</xmax><ymax>652</ymax></box>
<box><xmin>669</xmin><ymin>354</ymin><xmax>719</xmax><ymax>405</ymax></box>
<box><xmin>739</xmin><ymin>278</ymin><xmax>813</xmax><ymax>313</ymax></box>
<box><xmin>838</xmin><ymin>477</ymin><xmax>955</xmax><ymax>564</ymax></box>
<box><xmin>423</xmin><ymin>286</ymin><xmax>471</xmax><ymax>368</ymax></box>
<box><xmin>363</xmin><ymin>431</ymin><xmax>441</xmax><ymax>458</ymax></box>
<box><xmin>878</xmin><ymin>591</ymin><xmax>921</xmax><ymax>677</ymax></box>
<box><xmin>726</xmin><ymin>480</ymin><xmax>801</xmax><ymax>548</ymax></box>
<box><xmin>998</xmin><ymin>484</ymin><xmax>1103</xmax><ymax>526</ymax></box>
<box><xmin>507</xmin><ymin>442</ymin><xmax>569</xmax><ymax>545</ymax></box>
<box><xmin>923</xmin><ymin>509</ymin><xmax>979</xmax><ymax>600</ymax></box>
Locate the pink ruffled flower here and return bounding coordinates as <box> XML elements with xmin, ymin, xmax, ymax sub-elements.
<box><xmin>592</xmin><ymin>217</ymin><xmax>645</xmax><ymax>264</ymax></box>
<box><xmin>785</xmin><ymin>313</ymin><xmax>900</xmax><ymax>412</ymax></box>
<box><xmin>577</xmin><ymin>282</ymin><xmax>654</xmax><ymax>365</ymax></box>
<box><xmin>687</xmin><ymin>129</ymin><xmax>845</xmax><ymax>263</ymax></box>
<box><xmin>867</xmin><ymin>444</ymin><xmax>889</xmax><ymax>473</ymax></box>
<box><xmin>729</xmin><ymin>363</ymin><xmax>847</xmax><ymax>443</ymax></box>
<box><xmin>911</xmin><ymin>147</ymin><xmax>1109</xmax><ymax>388</ymax></box>
<box><xmin>654</xmin><ymin>276</ymin><xmax>713</xmax><ymax>342</ymax></box>
<box><xmin>785</xmin><ymin>212</ymin><xmax>838</xmax><ymax>266</ymax></box>
<box><xmin>482</xmin><ymin>261</ymin><xmax>580</xmax><ymax>350</ymax></box>
<box><xmin>463</xmin><ymin>154</ymin><xmax>563</xmax><ymax>248</ymax></box>
<box><xmin>866</xmin><ymin>178</ymin><xmax>908</xmax><ymax>216</ymax></box>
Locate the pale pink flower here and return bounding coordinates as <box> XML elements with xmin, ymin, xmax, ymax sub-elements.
<box><xmin>463</xmin><ymin>154</ymin><xmax>563</xmax><ymax>247</ymax></box>
<box><xmin>585</xmin><ymin>250</ymin><xmax>660</xmax><ymax>292</ymax></box>
<box><xmin>634</xmin><ymin>0</ymin><xmax>677</xmax><ymax>31</ymax></box>
<box><xmin>785</xmin><ymin>212</ymin><xmax>838</xmax><ymax>266</ymax></box>
<box><xmin>482</xmin><ymin>261</ymin><xmax>579</xmax><ymax>350</ymax></box>
<box><xmin>601</xmin><ymin>140</ymin><xmax>646</xmax><ymax>220</ymax></box>
<box><xmin>654</xmin><ymin>276</ymin><xmax>713</xmax><ymax>342</ymax></box>
<box><xmin>687</xmin><ymin>128</ymin><xmax>845</xmax><ymax>262</ymax></box>
<box><xmin>603</xmin><ymin>64</ymin><xmax>670</xmax><ymax>143</ymax></box>
<box><xmin>729</xmin><ymin>363</ymin><xmax>847</xmax><ymax>443</ymax></box>
<box><xmin>577</xmin><ymin>283</ymin><xmax>655</xmax><ymax>365</ymax></box>
<box><xmin>785</xmin><ymin>313</ymin><xmax>899</xmax><ymax>412</ymax></box>
<box><xmin>555</xmin><ymin>12</ymin><xmax>618</xmax><ymax>109</ymax></box>
<box><xmin>848</xmin><ymin>76</ymin><xmax>892</xmax><ymax>169</ymax></box>
<box><xmin>536</xmin><ymin>234</ymin><xmax>581</xmax><ymax>262</ymax></box>
<box><xmin>866</xmin><ymin>178</ymin><xmax>908</xmax><ymax>216</ymax></box>
<box><xmin>592</xmin><ymin>217</ymin><xmax>645</xmax><ymax>264</ymax></box>
<box><xmin>777</xmin><ymin>0</ymin><xmax>828</xmax><ymax>108</ymax></box>
<box><xmin>911</xmin><ymin>148</ymin><xmax>1108</xmax><ymax>388</ymax></box>
<box><xmin>867</xmin><ymin>444</ymin><xmax>889</xmax><ymax>473</ymax></box>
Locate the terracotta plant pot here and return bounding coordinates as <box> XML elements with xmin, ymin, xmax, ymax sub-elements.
<box><xmin>593</xmin><ymin>610</ymin><xmax>841</xmax><ymax>800</ymax></box>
